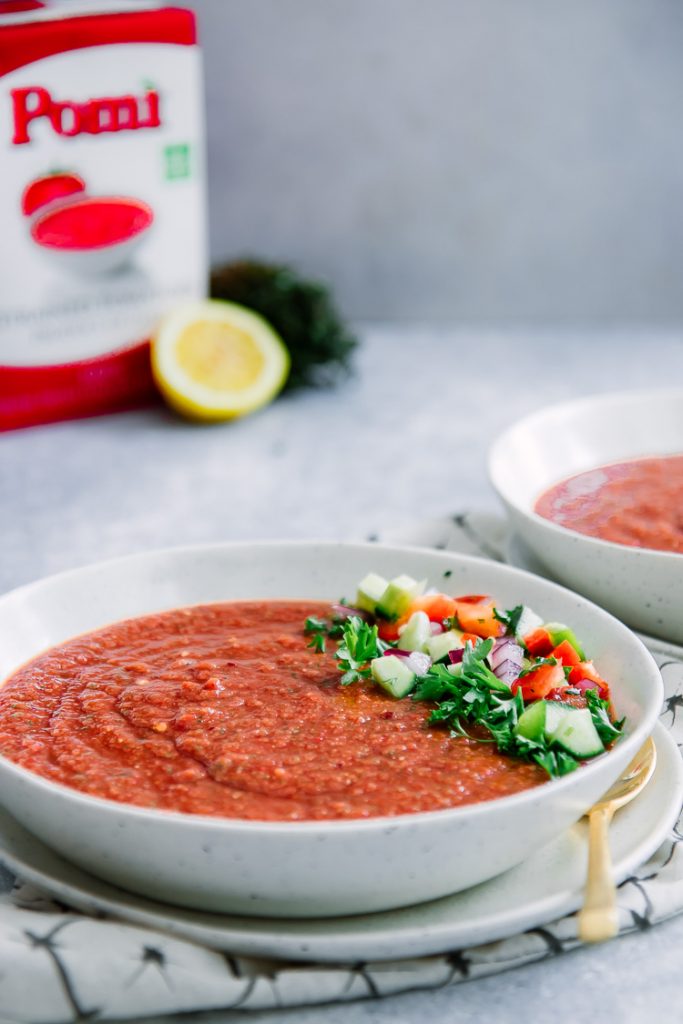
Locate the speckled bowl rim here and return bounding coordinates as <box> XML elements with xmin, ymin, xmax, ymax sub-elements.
<box><xmin>488</xmin><ymin>388</ymin><xmax>683</xmax><ymax>563</ymax></box>
<box><xmin>0</xmin><ymin>540</ymin><xmax>663</xmax><ymax>835</ymax></box>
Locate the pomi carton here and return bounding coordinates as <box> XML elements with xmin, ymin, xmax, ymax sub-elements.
<box><xmin>0</xmin><ymin>1</ymin><xmax>207</xmax><ymax>429</ymax></box>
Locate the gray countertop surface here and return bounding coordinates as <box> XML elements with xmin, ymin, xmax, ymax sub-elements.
<box><xmin>2</xmin><ymin>325</ymin><xmax>683</xmax><ymax>1023</ymax></box>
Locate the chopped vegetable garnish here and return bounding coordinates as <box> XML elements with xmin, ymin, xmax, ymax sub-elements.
<box><xmin>304</xmin><ymin>575</ymin><xmax>625</xmax><ymax>781</ymax></box>
<box><xmin>335</xmin><ymin>616</ymin><xmax>389</xmax><ymax>686</ymax></box>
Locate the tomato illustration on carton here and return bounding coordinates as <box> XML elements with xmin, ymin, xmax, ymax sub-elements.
<box><xmin>21</xmin><ymin>170</ymin><xmax>85</xmax><ymax>214</ymax></box>
<box><xmin>22</xmin><ymin>171</ymin><xmax>154</xmax><ymax>275</ymax></box>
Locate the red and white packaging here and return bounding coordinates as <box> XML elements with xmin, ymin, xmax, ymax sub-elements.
<box><xmin>0</xmin><ymin>1</ymin><xmax>207</xmax><ymax>430</ymax></box>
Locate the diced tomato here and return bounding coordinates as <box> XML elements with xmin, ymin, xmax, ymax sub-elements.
<box><xmin>551</xmin><ymin>640</ymin><xmax>582</xmax><ymax>669</ymax></box>
<box><xmin>21</xmin><ymin>172</ymin><xmax>86</xmax><ymax>217</ymax></box>
<box><xmin>454</xmin><ymin>594</ymin><xmax>491</xmax><ymax>605</ymax></box>
<box><xmin>523</xmin><ymin>628</ymin><xmax>554</xmax><ymax>657</ymax></box>
<box><xmin>460</xmin><ymin>632</ymin><xmax>481</xmax><ymax>646</ymax></box>
<box><xmin>377</xmin><ymin>592</ymin><xmax>458</xmax><ymax>640</ymax></box>
<box><xmin>410</xmin><ymin>593</ymin><xmax>457</xmax><ymax>624</ymax></box>
<box><xmin>454</xmin><ymin>599</ymin><xmax>504</xmax><ymax>639</ymax></box>
<box><xmin>377</xmin><ymin>616</ymin><xmax>408</xmax><ymax>642</ymax></box>
<box><xmin>376</xmin><ymin>593</ymin><xmax>456</xmax><ymax>638</ymax></box>
<box><xmin>568</xmin><ymin>660</ymin><xmax>610</xmax><ymax>699</ymax></box>
<box><xmin>512</xmin><ymin>662</ymin><xmax>566</xmax><ymax>702</ymax></box>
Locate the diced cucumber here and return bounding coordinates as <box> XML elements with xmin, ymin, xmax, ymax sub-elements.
<box><xmin>426</xmin><ymin>629</ymin><xmax>465</xmax><ymax>663</ymax></box>
<box><xmin>356</xmin><ymin>572</ymin><xmax>388</xmax><ymax>614</ymax></box>
<box><xmin>515</xmin><ymin>700</ymin><xmax>548</xmax><ymax>741</ymax></box>
<box><xmin>515</xmin><ymin>700</ymin><xmax>579</xmax><ymax>742</ymax></box>
<box><xmin>397</xmin><ymin>611</ymin><xmax>432</xmax><ymax>652</ymax></box>
<box><xmin>515</xmin><ymin>605</ymin><xmax>544</xmax><ymax>640</ymax></box>
<box><xmin>549</xmin><ymin>707</ymin><xmax>604</xmax><ymax>759</ymax></box>
<box><xmin>376</xmin><ymin>574</ymin><xmax>426</xmax><ymax>620</ymax></box>
<box><xmin>371</xmin><ymin>655</ymin><xmax>417</xmax><ymax>698</ymax></box>
<box><xmin>447</xmin><ymin>662</ymin><xmax>464</xmax><ymax>678</ymax></box>
<box><xmin>543</xmin><ymin>622</ymin><xmax>586</xmax><ymax>660</ymax></box>
<box><xmin>544</xmin><ymin>700</ymin><xmax>574</xmax><ymax>738</ymax></box>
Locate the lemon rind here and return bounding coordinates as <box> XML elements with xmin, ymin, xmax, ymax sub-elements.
<box><xmin>151</xmin><ymin>300</ymin><xmax>290</xmax><ymax>419</ymax></box>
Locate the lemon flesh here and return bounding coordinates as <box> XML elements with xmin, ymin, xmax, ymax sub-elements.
<box><xmin>151</xmin><ymin>300</ymin><xmax>290</xmax><ymax>421</ymax></box>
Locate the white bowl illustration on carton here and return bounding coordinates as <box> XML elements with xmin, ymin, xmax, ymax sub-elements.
<box><xmin>22</xmin><ymin>172</ymin><xmax>154</xmax><ymax>275</ymax></box>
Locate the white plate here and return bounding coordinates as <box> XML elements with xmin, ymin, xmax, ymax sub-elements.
<box><xmin>0</xmin><ymin>542</ymin><xmax>662</xmax><ymax>918</ymax></box>
<box><xmin>1</xmin><ymin>723</ymin><xmax>679</xmax><ymax>964</ymax></box>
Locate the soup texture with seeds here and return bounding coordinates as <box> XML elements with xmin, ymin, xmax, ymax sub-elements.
<box><xmin>0</xmin><ymin>601</ymin><xmax>545</xmax><ymax>820</ymax></box>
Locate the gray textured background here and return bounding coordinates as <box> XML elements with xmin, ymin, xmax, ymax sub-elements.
<box><xmin>196</xmin><ymin>0</ymin><xmax>683</xmax><ymax>323</ymax></box>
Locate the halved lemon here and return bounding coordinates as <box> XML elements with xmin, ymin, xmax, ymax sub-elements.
<box><xmin>151</xmin><ymin>300</ymin><xmax>290</xmax><ymax>421</ymax></box>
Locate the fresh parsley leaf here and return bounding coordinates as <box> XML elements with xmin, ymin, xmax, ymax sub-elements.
<box><xmin>518</xmin><ymin>656</ymin><xmax>558</xmax><ymax>678</ymax></box>
<box><xmin>532</xmin><ymin>748</ymin><xmax>579</xmax><ymax>777</ymax></box>
<box><xmin>413</xmin><ymin>664</ymin><xmax>458</xmax><ymax>701</ymax></box>
<box><xmin>307</xmin><ymin>633</ymin><xmax>326</xmax><ymax>653</ymax></box>
<box><xmin>411</xmin><ymin>637</ymin><xmax>586</xmax><ymax>780</ymax></box>
<box><xmin>586</xmin><ymin>689</ymin><xmax>625</xmax><ymax>744</ymax></box>
<box><xmin>493</xmin><ymin>604</ymin><xmax>524</xmax><ymax>636</ymax></box>
<box><xmin>340</xmin><ymin>669</ymin><xmax>364</xmax><ymax>686</ymax></box>
<box><xmin>335</xmin><ymin>616</ymin><xmax>388</xmax><ymax>686</ymax></box>
<box><xmin>304</xmin><ymin>612</ymin><xmax>347</xmax><ymax>653</ymax></box>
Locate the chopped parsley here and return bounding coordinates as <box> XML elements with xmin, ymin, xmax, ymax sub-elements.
<box><xmin>586</xmin><ymin>688</ymin><xmax>625</xmax><ymax>744</ymax></box>
<box><xmin>517</xmin><ymin>656</ymin><xmax>559</xmax><ymax>677</ymax></box>
<box><xmin>304</xmin><ymin>615</ymin><xmax>327</xmax><ymax>633</ymax></box>
<box><xmin>304</xmin><ymin>612</ymin><xmax>347</xmax><ymax>651</ymax></box>
<box><xmin>335</xmin><ymin>616</ymin><xmax>389</xmax><ymax>686</ymax></box>
<box><xmin>302</xmin><ymin>585</ymin><xmax>624</xmax><ymax>782</ymax></box>
<box><xmin>493</xmin><ymin>604</ymin><xmax>524</xmax><ymax>635</ymax></box>
<box><xmin>307</xmin><ymin>632</ymin><xmax>327</xmax><ymax>653</ymax></box>
<box><xmin>412</xmin><ymin>639</ymin><xmax>579</xmax><ymax>779</ymax></box>
<box><xmin>304</xmin><ymin>615</ymin><xmax>329</xmax><ymax>652</ymax></box>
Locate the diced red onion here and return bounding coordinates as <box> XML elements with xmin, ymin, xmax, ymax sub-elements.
<box><xmin>494</xmin><ymin>659</ymin><xmax>524</xmax><ymax>685</ymax></box>
<box><xmin>448</xmin><ymin>648</ymin><xmax>465</xmax><ymax>665</ymax></box>
<box><xmin>490</xmin><ymin>637</ymin><xmax>524</xmax><ymax>670</ymax></box>
<box><xmin>430</xmin><ymin>622</ymin><xmax>444</xmax><ymax>636</ymax></box>
<box><xmin>331</xmin><ymin>604</ymin><xmax>372</xmax><ymax>622</ymax></box>
<box><xmin>383</xmin><ymin>648</ymin><xmax>432</xmax><ymax>676</ymax></box>
<box><xmin>490</xmin><ymin>637</ymin><xmax>524</xmax><ymax>684</ymax></box>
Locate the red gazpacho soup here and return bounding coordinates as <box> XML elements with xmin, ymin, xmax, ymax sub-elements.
<box><xmin>535</xmin><ymin>454</ymin><xmax>683</xmax><ymax>554</ymax></box>
<box><xmin>0</xmin><ymin>579</ymin><xmax>621</xmax><ymax>821</ymax></box>
<box><xmin>0</xmin><ymin>601</ymin><xmax>545</xmax><ymax>820</ymax></box>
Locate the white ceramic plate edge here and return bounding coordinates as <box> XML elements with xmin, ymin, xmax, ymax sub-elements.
<box><xmin>1</xmin><ymin>723</ymin><xmax>680</xmax><ymax>964</ymax></box>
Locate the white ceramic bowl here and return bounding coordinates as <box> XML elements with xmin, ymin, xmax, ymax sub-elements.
<box><xmin>489</xmin><ymin>389</ymin><xmax>683</xmax><ymax>644</ymax></box>
<box><xmin>34</xmin><ymin>230</ymin><xmax>150</xmax><ymax>275</ymax></box>
<box><xmin>0</xmin><ymin>542</ymin><xmax>662</xmax><ymax>918</ymax></box>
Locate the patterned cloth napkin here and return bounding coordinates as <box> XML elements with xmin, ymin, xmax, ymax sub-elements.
<box><xmin>2</xmin><ymin>512</ymin><xmax>683</xmax><ymax>1024</ymax></box>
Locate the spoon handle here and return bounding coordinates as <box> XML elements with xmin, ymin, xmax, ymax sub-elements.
<box><xmin>578</xmin><ymin>805</ymin><xmax>619</xmax><ymax>943</ymax></box>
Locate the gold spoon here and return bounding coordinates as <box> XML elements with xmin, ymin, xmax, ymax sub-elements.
<box><xmin>578</xmin><ymin>736</ymin><xmax>657</xmax><ymax>944</ymax></box>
